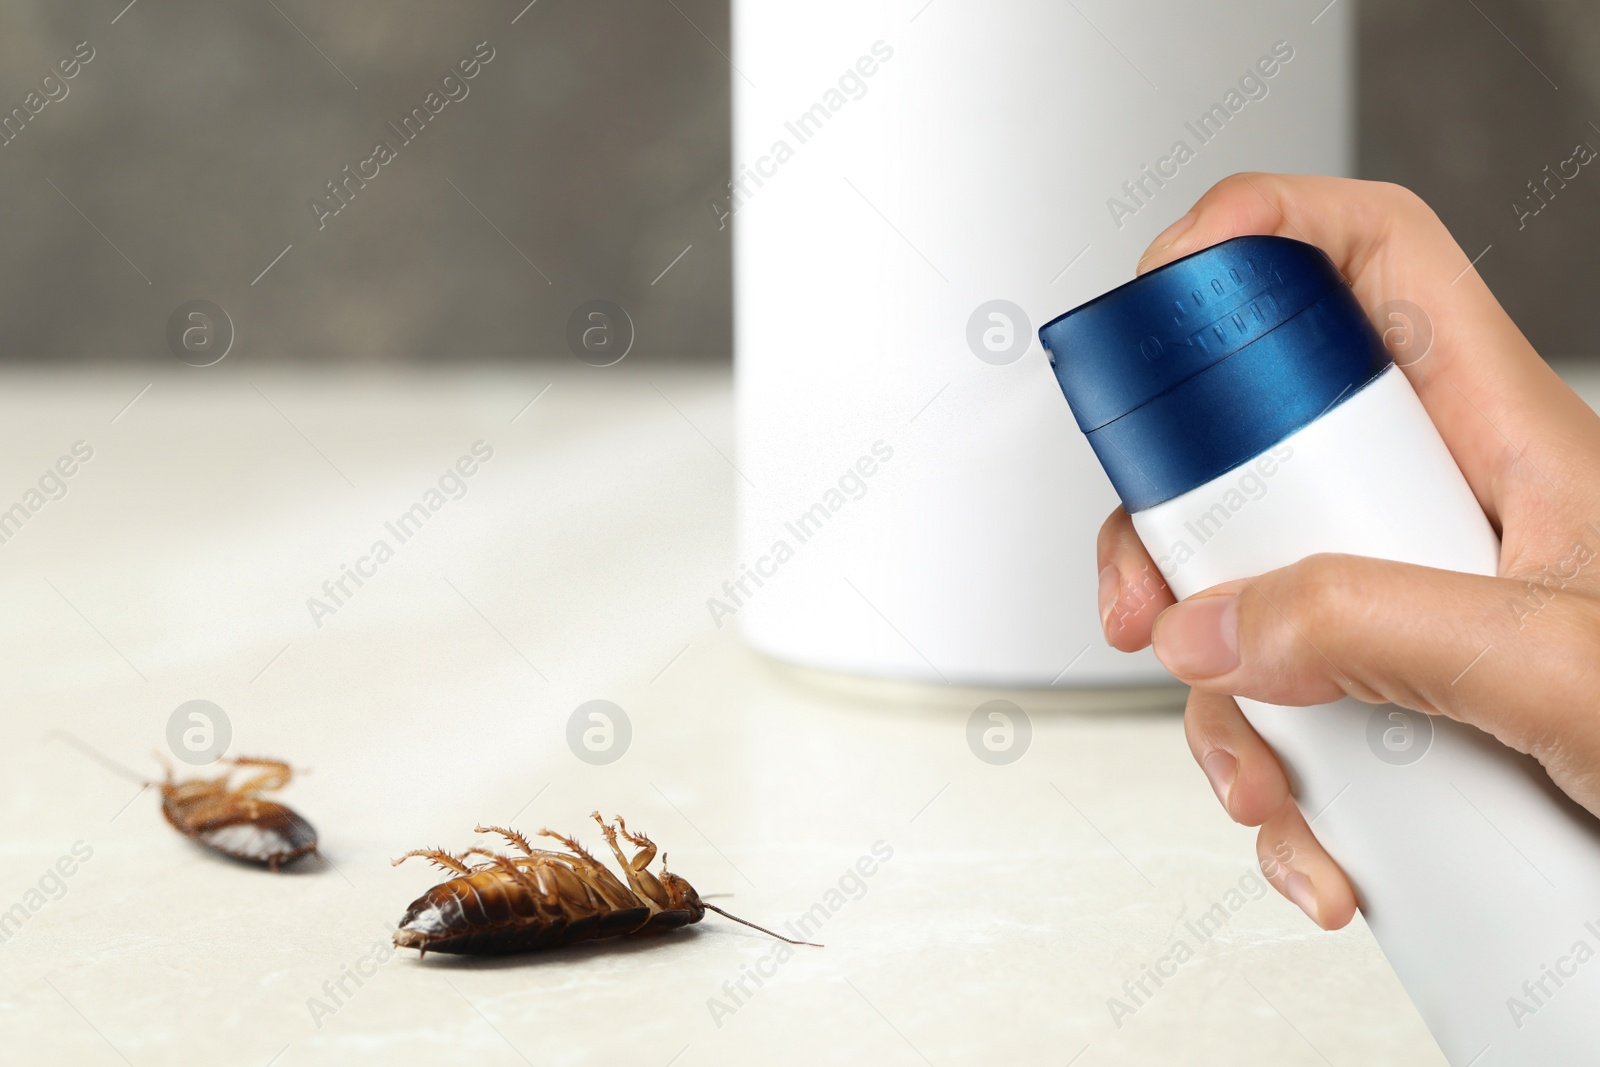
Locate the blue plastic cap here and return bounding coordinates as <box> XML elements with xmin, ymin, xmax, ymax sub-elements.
<box><xmin>1038</xmin><ymin>235</ymin><xmax>1393</xmax><ymax>512</ymax></box>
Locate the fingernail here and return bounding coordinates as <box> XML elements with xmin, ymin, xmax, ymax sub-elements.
<box><xmin>1098</xmin><ymin>565</ymin><xmax>1120</xmax><ymax>630</ymax></box>
<box><xmin>1201</xmin><ymin>750</ymin><xmax>1237</xmax><ymax>811</ymax></box>
<box><xmin>1285</xmin><ymin>871</ymin><xmax>1320</xmax><ymax>926</ymax></box>
<box><xmin>1137</xmin><ymin>210</ymin><xmax>1197</xmax><ymax>272</ymax></box>
<box><xmin>1153</xmin><ymin>595</ymin><xmax>1239</xmax><ymax>678</ymax></box>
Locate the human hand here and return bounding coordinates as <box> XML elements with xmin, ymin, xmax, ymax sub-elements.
<box><xmin>1096</xmin><ymin>173</ymin><xmax>1600</xmax><ymax>930</ymax></box>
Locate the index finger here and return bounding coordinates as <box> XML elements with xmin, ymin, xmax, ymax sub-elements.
<box><xmin>1098</xmin><ymin>505</ymin><xmax>1175</xmax><ymax>651</ymax></box>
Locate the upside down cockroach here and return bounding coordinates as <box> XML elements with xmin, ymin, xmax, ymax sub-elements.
<box><xmin>156</xmin><ymin>756</ymin><xmax>318</xmax><ymax>870</ymax></box>
<box><xmin>51</xmin><ymin>733</ymin><xmax>318</xmax><ymax>871</ymax></box>
<box><xmin>392</xmin><ymin>813</ymin><xmax>820</xmax><ymax>956</ymax></box>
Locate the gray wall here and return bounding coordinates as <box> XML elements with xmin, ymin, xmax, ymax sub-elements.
<box><xmin>1361</xmin><ymin>0</ymin><xmax>1600</xmax><ymax>359</ymax></box>
<box><xmin>0</xmin><ymin>0</ymin><xmax>733</xmax><ymax>364</ymax></box>
<box><xmin>0</xmin><ymin>1</ymin><xmax>1595</xmax><ymax>363</ymax></box>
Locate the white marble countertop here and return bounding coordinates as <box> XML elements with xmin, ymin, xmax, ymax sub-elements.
<box><xmin>18</xmin><ymin>361</ymin><xmax>1595</xmax><ymax>1067</ymax></box>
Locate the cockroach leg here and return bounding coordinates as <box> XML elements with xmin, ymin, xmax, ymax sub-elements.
<box><xmin>464</xmin><ymin>848</ymin><xmax>555</xmax><ymax>904</ymax></box>
<box><xmin>473</xmin><ymin>824</ymin><xmax>538</xmax><ymax>857</ymax></box>
<box><xmin>516</xmin><ymin>848</ymin><xmax>591</xmax><ymax>867</ymax></box>
<box><xmin>591</xmin><ymin>813</ymin><xmax>665</xmax><ymax>909</ymax></box>
<box><xmin>539</xmin><ymin>827</ymin><xmax>597</xmax><ymax>861</ymax></box>
<box><xmin>463</xmin><ymin>846</ymin><xmax>527</xmax><ymax>875</ymax></box>
<box><xmin>590</xmin><ymin>814</ymin><xmax>636</xmax><ymax>873</ymax></box>
<box><xmin>393</xmin><ymin>848</ymin><xmax>474</xmax><ymax>876</ymax></box>
<box><xmin>613</xmin><ymin>815</ymin><xmax>658</xmax><ymax>872</ymax></box>
<box><xmin>224</xmin><ymin>757</ymin><xmax>293</xmax><ymax>796</ymax></box>
<box><xmin>534</xmin><ymin>820</ymin><xmax>641</xmax><ymax>911</ymax></box>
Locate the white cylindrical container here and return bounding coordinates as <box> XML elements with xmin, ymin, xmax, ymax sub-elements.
<box><xmin>1041</xmin><ymin>235</ymin><xmax>1600</xmax><ymax>1064</ymax></box>
<box><xmin>731</xmin><ymin>1</ymin><xmax>1351</xmax><ymax>686</ymax></box>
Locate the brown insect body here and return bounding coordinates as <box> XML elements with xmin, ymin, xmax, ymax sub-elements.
<box><xmin>393</xmin><ymin>814</ymin><xmax>816</xmax><ymax>956</ymax></box>
<box><xmin>158</xmin><ymin>757</ymin><xmax>318</xmax><ymax>871</ymax></box>
<box><xmin>51</xmin><ymin>733</ymin><xmax>318</xmax><ymax>870</ymax></box>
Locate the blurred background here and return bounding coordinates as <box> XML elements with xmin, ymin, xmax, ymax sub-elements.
<box><xmin>4</xmin><ymin>5</ymin><xmax>1599</xmax><ymax>1065</ymax></box>
<box><xmin>0</xmin><ymin>0</ymin><xmax>1595</xmax><ymax>363</ymax></box>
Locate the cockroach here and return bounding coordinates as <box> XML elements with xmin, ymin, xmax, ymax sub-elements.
<box><xmin>156</xmin><ymin>756</ymin><xmax>319</xmax><ymax>871</ymax></box>
<box><xmin>50</xmin><ymin>733</ymin><xmax>318</xmax><ymax>871</ymax></box>
<box><xmin>392</xmin><ymin>813</ymin><xmax>821</xmax><ymax>956</ymax></box>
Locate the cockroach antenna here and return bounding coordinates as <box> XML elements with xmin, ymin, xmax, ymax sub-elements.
<box><xmin>702</xmin><ymin>903</ymin><xmax>823</xmax><ymax>947</ymax></box>
<box><xmin>44</xmin><ymin>730</ymin><xmax>154</xmax><ymax>786</ymax></box>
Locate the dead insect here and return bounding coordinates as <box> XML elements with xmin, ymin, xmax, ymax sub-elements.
<box><xmin>51</xmin><ymin>733</ymin><xmax>318</xmax><ymax>871</ymax></box>
<box><xmin>156</xmin><ymin>756</ymin><xmax>319</xmax><ymax>871</ymax></box>
<box><xmin>392</xmin><ymin>813</ymin><xmax>820</xmax><ymax>956</ymax></box>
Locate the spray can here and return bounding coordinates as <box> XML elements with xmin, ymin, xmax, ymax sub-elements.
<box><xmin>1040</xmin><ymin>235</ymin><xmax>1600</xmax><ymax>1064</ymax></box>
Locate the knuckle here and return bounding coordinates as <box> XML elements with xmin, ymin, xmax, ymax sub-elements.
<box><xmin>1256</xmin><ymin>831</ymin><xmax>1298</xmax><ymax>878</ymax></box>
<box><xmin>1371</xmin><ymin>179</ymin><xmax>1446</xmax><ymax>230</ymax></box>
<box><xmin>1514</xmin><ymin>592</ymin><xmax>1600</xmax><ymax>669</ymax></box>
<box><xmin>1545</xmin><ymin>603</ymin><xmax>1600</xmax><ymax>696</ymax></box>
<box><xmin>1369</xmin><ymin>178</ymin><xmax>1426</xmax><ymax>211</ymax></box>
<box><xmin>1212</xmin><ymin>171</ymin><xmax>1273</xmax><ymax>205</ymax></box>
<box><xmin>1183</xmin><ymin>689</ymin><xmax>1244</xmax><ymax>748</ymax></box>
<box><xmin>1572</xmin><ymin>596</ymin><xmax>1600</xmax><ymax>650</ymax></box>
<box><xmin>1096</xmin><ymin>511</ymin><xmax>1117</xmax><ymax>554</ymax></box>
<box><xmin>1183</xmin><ymin>709</ymin><xmax>1227</xmax><ymax>755</ymax></box>
<box><xmin>1096</xmin><ymin>508</ymin><xmax>1130</xmax><ymax>558</ymax></box>
<box><xmin>1371</xmin><ymin>179</ymin><xmax>1422</xmax><ymax>209</ymax></box>
<box><xmin>1259</xmin><ymin>553</ymin><xmax>1353</xmax><ymax>634</ymax></box>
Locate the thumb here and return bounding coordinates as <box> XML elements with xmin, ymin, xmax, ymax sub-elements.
<box><xmin>1149</xmin><ymin>553</ymin><xmax>1600</xmax><ymax>811</ymax></box>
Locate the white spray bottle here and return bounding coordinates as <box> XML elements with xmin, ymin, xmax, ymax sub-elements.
<box><xmin>1040</xmin><ymin>235</ymin><xmax>1600</xmax><ymax>1065</ymax></box>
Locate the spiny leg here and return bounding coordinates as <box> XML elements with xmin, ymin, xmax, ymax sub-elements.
<box><xmin>230</xmin><ymin>756</ymin><xmax>293</xmax><ymax>772</ymax></box>
<box><xmin>174</xmin><ymin>787</ymin><xmax>244</xmax><ymax>827</ymax></box>
<box><xmin>523</xmin><ymin>856</ymin><xmax>614</xmax><ymax>913</ymax></box>
<box><xmin>538</xmin><ymin>823</ymin><xmax>640</xmax><ymax>910</ymax></box>
<box><xmin>463</xmin><ymin>848</ymin><xmax>552</xmax><ymax>904</ymax></box>
<box><xmin>538</xmin><ymin>826</ymin><xmax>609</xmax><ymax>873</ymax></box>
<box><xmin>498</xmin><ymin>848</ymin><xmax>590</xmax><ymax>874</ymax></box>
<box><xmin>590</xmin><ymin>812</ymin><xmax>632</xmax><ymax>869</ymax></box>
<box><xmin>512</xmin><ymin>849</ymin><xmax>587</xmax><ymax>866</ymax></box>
<box><xmin>225</xmin><ymin>757</ymin><xmax>293</xmax><ymax>796</ymax></box>
<box><xmin>392</xmin><ymin>848</ymin><xmax>474</xmax><ymax>876</ymax></box>
<box><xmin>613</xmin><ymin>815</ymin><xmax>658</xmax><ymax>871</ymax></box>
<box><xmin>591</xmin><ymin>813</ymin><xmax>661</xmax><ymax>910</ymax></box>
<box><xmin>474</xmin><ymin>824</ymin><xmax>537</xmax><ymax>856</ymax></box>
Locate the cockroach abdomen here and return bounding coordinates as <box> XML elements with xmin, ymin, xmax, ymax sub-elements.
<box><xmin>195</xmin><ymin>805</ymin><xmax>318</xmax><ymax>868</ymax></box>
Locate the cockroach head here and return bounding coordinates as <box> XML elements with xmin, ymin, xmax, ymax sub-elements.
<box><xmin>660</xmin><ymin>871</ymin><xmax>705</xmax><ymax>921</ymax></box>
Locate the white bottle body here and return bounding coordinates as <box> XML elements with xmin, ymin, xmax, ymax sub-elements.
<box><xmin>732</xmin><ymin>1</ymin><xmax>1352</xmax><ymax>685</ymax></box>
<box><xmin>1132</xmin><ymin>365</ymin><xmax>1600</xmax><ymax>1064</ymax></box>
